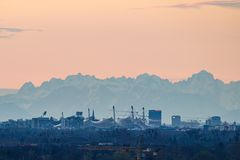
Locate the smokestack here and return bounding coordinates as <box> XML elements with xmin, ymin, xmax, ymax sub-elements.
<box><xmin>142</xmin><ymin>107</ymin><xmax>145</xmax><ymax>121</ymax></box>
<box><xmin>92</xmin><ymin>110</ymin><xmax>95</xmax><ymax>120</ymax></box>
<box><xmin>113</xmin><ymin>105</ymin><xmax>116</xmax><ymax>123</ymax></box>
<box><xmin>88</xmin><ymin>108</ymin><xmax>90</xmax><ymax>120</ymax></box>
<box><xmin>131</xmin><ymin>105</ymin><xmax>134</xmax><ymax>119</ymax></box>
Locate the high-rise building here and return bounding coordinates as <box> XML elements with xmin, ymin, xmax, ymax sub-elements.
<box><xmin>171</xmin><ymin>115</ymin><xmax>181</xmax><ymax>127</ymax></box>
<box><xmin>149</xmin><ymin>110</ymin><xmax>162</xmax><ymax>126</ymax></box>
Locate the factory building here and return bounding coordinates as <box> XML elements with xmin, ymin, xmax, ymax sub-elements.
<box><xmin>171</xmin><ymin>115</ymin><xmax>181</xmax><ymax>127</ymax></box>
<box><xmin>148</xmin><ymin>110</ymin><xmax>162</xmax><ymax>127</ymax></box>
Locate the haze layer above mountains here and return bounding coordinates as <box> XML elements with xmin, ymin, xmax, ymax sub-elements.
<box><xmin>0</xmin><ymin>70</ymin><xmax>239</xmax><ymax>123</ymax></box>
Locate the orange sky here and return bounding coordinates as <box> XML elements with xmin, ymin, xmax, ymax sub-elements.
<box><xmin>0</xmin><ymin>0</ymin><xmax>240</xmax><ymax>88</ymax></box>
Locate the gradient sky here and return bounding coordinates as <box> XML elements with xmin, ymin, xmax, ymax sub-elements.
<box><xmin>0</xmin><ymin>0</ymin><xmax>240</xmax><ymax>88</ymax></box>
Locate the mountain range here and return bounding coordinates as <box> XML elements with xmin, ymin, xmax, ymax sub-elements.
<box><xmin>0</xmin><ymin>89</ymin><xmax>17</xmax><ymax>96</ymax></box>
<box><xmin>0</xmin><ymin>70</ymin><xmax>240</xmax><ymax>123</ymax></box>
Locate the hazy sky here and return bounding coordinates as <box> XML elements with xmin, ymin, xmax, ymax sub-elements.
<box><xmin>0</xmin><ymin>0</ymin><xmax>240</xmax><ymax>88</ymax></box>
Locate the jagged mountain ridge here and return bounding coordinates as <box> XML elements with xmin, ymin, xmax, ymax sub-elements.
<box><xmin>0</xmin><ymin>70</ymin><xmax>240</xmax><ymax>123</ymax></box>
